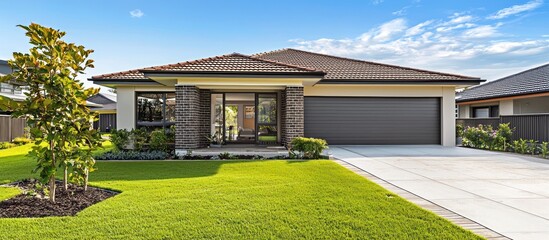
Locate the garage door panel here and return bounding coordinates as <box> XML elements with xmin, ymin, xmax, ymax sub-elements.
<box><xmin>304</xmin><ymin>97</ymin><xmax>441</xmax><ymax>145</ymax></box>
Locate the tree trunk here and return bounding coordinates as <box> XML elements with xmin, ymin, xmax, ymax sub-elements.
<box><xmin>49</xmin><ymin>140</ymin><xmax>56</xmax><ymax>203</ymax></box>
<box><xmin>63</xmin><ymin>166</ymin><xmax>68</xmax><ymax>191</ymax></box>
<box><xmin>84</xmin><ymin>168</ymin><xmax>89</xmax><ymax>191</ymax></box>
<box><xmin>49</xmin><ymin>174</ymin><xmax>56</xmax><ymax>203</ymax></box>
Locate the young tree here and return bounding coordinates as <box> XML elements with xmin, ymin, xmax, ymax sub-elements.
<box><xmin>0</xmin><ymin>23</ymin><xmax>101</xmax><ymax>202</ymax></box>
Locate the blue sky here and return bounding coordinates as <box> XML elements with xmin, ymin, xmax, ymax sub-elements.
<box><xmin>1</xmin><ymin>0</ymin><xmax>548</xmax><ymax>89</ymax></box>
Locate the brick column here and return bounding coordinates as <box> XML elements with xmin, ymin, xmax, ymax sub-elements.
<box><xmin>284</xmin><ymin>86</ymin><xmax>304</xmax><ymax>147</ymax></box>
<box><xmin>199</xmin><ymin>89</ymin><xmax>211</xmax><ymax>148</ymax></box>
<box><xmin>280</xmin><ymin>90</ymin><xmax>287</xmax><ymax>145</ymax></box>
<box><xmin>175</xmin><ymin>85</ymin><xmax>200</xmax><ymax>151</ymax></box>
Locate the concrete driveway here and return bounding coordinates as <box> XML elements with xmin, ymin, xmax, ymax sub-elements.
<box><xmin>331</xmin><ymin>145</ymin><xmax>549</xmax><ymax>240</ymax></box>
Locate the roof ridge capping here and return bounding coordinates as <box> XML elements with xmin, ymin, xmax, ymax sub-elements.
<box><xmin>254</xmin><ymin>48</ymin><xmax>481</xmax><ymax>80</ymax></box>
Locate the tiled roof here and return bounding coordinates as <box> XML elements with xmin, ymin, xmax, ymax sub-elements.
<box><xmin>142</xmin><ymin>53</ymin><xmax>319</xmax><ymax>73</ymax></box>
<box><xmin>253</xmin><ymin>48</ymin><xmax>479</xmax><ymax>82</ymax></box>
<box><xmin>457</xmin><ymin>63</ymin><xmax>549</xmax><ymax>102</ymax></box>
<box><xmin>92</xmin><ymin>69</ymin><xmax>147</xmax><ymax>80</ymax></box>
<box><xmin>92</xmin><ymin>53</ymin><xmax>321</xmax><ymax>80</ymax></box>
<box><xmin>92</xmin><ymin>49</ymin><xmax>480</xmax><ymax>83</ymax></box>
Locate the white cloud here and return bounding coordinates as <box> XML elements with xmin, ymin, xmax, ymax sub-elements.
<box><xmin>449</xmin><ymin>15</ymin><xmax>474</xmax><ymax>24</ymax></box>
<box><xmin>372</xmin><ymin>18</ymin><xmax>407</xmax><ymax>42</ymax></box>
<box><xmin>392</xmin><ymin>6</ymin><xmax>410</xmax><ymax>16</ymax></box>
<box><xmin>463</xmin><ymin>25</ymin><xmax>499</xmax><ymax>38</ymax></box>
<box><xmin>130</xmin><ymin>9</ymin><xmax>144</xmax><ymax>18</ymax></box>
<box><xmin>405</xmin><ymin>20</ymin><xmax>433</xmax><ymax>36</ymax></box>
<box><xmin>436</xmin><ymin>23</ymin><xmax>475</xmax><ymax>32</ymax></box>
<box><xmin>488</xmin><ymin>0</ymin><xmax>543</xmax><ymax>19</ymax></box>
<box><xmin>290</xmin><ymin>12</ymin><xmax>549</xmax><ymax>80</ymax></box>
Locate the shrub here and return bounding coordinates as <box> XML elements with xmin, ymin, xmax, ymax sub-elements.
<box><xmin>110</xmin><ymin>129</ymin><xmax>131</xmax><ymax>151</ymax></box>
<box><xmin>12</xmin><ymin>137</ymin><xmax>32</xmax><ymax>145</ymax></box>
<box><xmin>527</xmin><ymin>139</ymin><xmax>538</xmax><ymax>155</ymax></box>
<box><xmin>462</xmin><ymin>123</ymin><xmax>514</xmax><ymax>151</ymax></box>
<box><xmin>0</xmin><ymin>142</ymin><xmax>16</xmax><ymax>149</ymax></box>
<box><xmin>150</xmin><ymin>130</ymin><xmax>168</xmax><ymax>151</ymax></box>
<box><xmin>131</xmin><ymin>128</ymin><xmax>148</xmax><ymax>151</ymax></box>
<box><xmin>95</xmin><ymin>150</ymin><xmax>169</xmax><ymax>160</ymax></box>
<box><xmin>290</xmin><ymin>137</ymin><xmax>328</xmax><ymax>159</ymax></box>
<box><xmin>512</xmin><ymin>139</ymin><xmax>528</xmax><ymax>154</ymax></box>
<box><xmin>462</xmin><ymin>125</ymin><xmax>487</xmax><ymax>149</ymax></box>
<box><xmin>540</xmin><ymin>142</ymin><xmax>549</xmax><ymax>158</ymax></box>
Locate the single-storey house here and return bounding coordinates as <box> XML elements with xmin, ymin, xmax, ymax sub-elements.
<box><xmin>91</xmin><ymin>49</ymin><xmax>482</xmax><ymax>154</ymax></box>
<box><xmin>87</xmin><ymin>92</ymin><xmax>117</xmax><ymax>132</ymax></box>
<box><xmin>457</xmin><ymin>63</ymin><xmax>549</xmax><ymax>118</ymax></box>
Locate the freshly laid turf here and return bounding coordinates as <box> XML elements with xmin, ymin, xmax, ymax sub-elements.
<box><xmin>0</xmin><ymin>144</ymin><xmax>482</xmax><ymax>239</ymax></box>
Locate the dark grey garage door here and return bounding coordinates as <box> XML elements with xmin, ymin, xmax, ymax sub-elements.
<box><xmin>304</xmin><ymin>97</ymin><xmax>441</xmax><ymax>145</ymax></box>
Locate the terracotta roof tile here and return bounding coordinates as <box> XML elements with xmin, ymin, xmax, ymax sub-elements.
<box><xmin>253</xmin><ymin>48</ymin><xmax>480</xmax><ymax>82</ymax></box>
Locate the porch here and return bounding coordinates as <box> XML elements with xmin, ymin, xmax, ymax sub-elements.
<box><xmin>191</xmin><ymin>144</ymin><xmax>289</xmax><ymax>158</ymax></box>
<box><xmin>174</xmin><ymin>85</ymin><xmax>305</xmax><ymax>155</ymax></box>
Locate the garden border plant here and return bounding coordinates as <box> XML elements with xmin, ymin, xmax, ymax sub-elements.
<box><xmin>460</xmin><ymin>123</ymin><xmax>549</xmax><ymax>160</ymax></box>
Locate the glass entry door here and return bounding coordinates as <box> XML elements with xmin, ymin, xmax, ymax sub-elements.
<box><xmin>224</xmin><ymin>93</ymin><xmax>256</xmax><ymax>144</ymax></box>
<box><xmin>256</xmin><ymin>93</ymin><xmax>278</xmax><ymax>144</ymax></box>
<box><xmin>211</xmin><ymin>92</ymin><xmax>278</xmax><ymax>145</ymax></box>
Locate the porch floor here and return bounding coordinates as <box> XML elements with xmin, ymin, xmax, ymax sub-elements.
<box><xmin>191</xmin><ymin>144</ymin><xmax>288</xmax><ymax>158</ymax></box>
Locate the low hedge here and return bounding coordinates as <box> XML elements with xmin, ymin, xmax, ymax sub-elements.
<box><xmin>95</xmin><ymin>150</ymin><xmax>170</xmax><ymax>160</ymax></box>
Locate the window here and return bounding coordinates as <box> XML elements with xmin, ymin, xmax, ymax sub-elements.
<box><xmin>472</xmin><ymin>106</ymin><xmax>499</xmax><ymax>118</ymax></box>
<box><xmin>136</xmin><ymin>92</ymin><xmax>175</xmax><ymax>130</ymax></box>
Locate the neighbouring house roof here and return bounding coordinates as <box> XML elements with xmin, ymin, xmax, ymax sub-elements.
<box><xmin>87</xmin><ymin>93</ymin><xmax>116</xmax><ymax>111</ymax></box>
<box><xmin>253</xmin><ymin>49</ymin><xmax>480</xmax><ymax>83</ymax></box>
<box><xmin>457</xmin><ymin>63</ymin><xmax>549</xmax><ymax>103</ymax></box>
<box><xmin>91</xmin><ymin>49</ymin><xmax>481</xmax><ymax>84</ymax></box>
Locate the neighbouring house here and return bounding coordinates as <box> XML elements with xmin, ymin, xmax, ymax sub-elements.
<box><xmin>0</xmin><ymin>60</ymin><xmax>109</xmax><ymax>140</ymax></box>
<box><xmin>87</xmin><ymin>92</ymin><xmax>117</xmax><ymax>132</ymax></box>
<box><xmin>457</xmin><ymin>63</ymin><xmax>549</xmax><ymax>142</ymax></box>
<box><xmin>90</xmin><ymin>49</ymin><xmax>482</xmax><ymax>154</ymax></box>
<box><xmin>0</xmin><ymin>60</ymin><xmax>27</xmax><ymax>142</ymax></box>
<box><xmin>0</xmin><ymin>60</ymin><xmax>27</xmax><ymax>104</ymax></box>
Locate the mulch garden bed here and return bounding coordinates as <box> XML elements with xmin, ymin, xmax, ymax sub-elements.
<box><xmin>0</xmin><ymin>179</ymin><xmax>118</xmax><ymax>218</ymax></box>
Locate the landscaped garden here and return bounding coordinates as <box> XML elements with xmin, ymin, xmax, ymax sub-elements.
<box><xmin>0</xmin><ymin>143</ymin><xmax>482</xmax><ymax>239</ymax></box>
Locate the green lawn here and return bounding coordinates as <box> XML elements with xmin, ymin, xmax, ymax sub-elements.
<box><xmin>0</xmin><ymin>144</ymin><xmax>481</xmax><ymax>239</ymax></box>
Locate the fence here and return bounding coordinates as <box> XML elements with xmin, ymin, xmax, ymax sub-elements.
<box><xmin>457</xmin><ymin>114</ymin><xmax>549</xmax><ymax>142</ymax></box>
<box><xmin>0</xmin><ymin>115</ymin><xmax>26</xmax><ymax>142</ymax></box>
<box><xmin>93</xmin><ymin>113</ymin><xmax>117</xmax><ymax>132</ymax></box>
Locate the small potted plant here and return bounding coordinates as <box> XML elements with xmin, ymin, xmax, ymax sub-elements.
<box><xmin>206</xmin><ymin>132</ymin><xmax>223</xmax><ymax>148</ymax></box>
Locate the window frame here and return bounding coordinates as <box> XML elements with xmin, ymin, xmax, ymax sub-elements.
<box><xmin>135</xmin><ymin>91</ymin><xmax>176</xmax><ymax>130</ymax></box>
<box><xmin>472</xmin><ymin>105</ymin><xmax>499</xmax><ymax>118</ymax></box>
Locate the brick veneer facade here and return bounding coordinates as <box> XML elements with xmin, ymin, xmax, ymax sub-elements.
<box><xmin>283</xmin><ymin>86</ymin><xmax>304</xmax><ymax>147</ymax></box>
<box><xmin>176</xmin><ymin>85</ymin><xmax>303</xmax><ymax>150</ymax></box>
<box><xmin>175</xmin><ymin>85</ymin><xmax>201</xmax><ymax>150</ymax></box>
<box><xmin>199</xmin><ymin>89</ymin><xmax>211</xmax><ymax>148</ymax></box>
